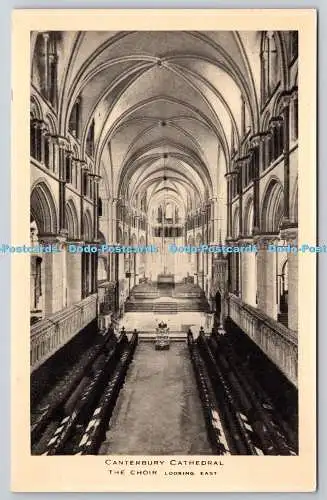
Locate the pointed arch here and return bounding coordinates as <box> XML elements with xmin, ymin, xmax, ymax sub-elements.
<box><xmin>82</xmin><ymin>209</ymin><xmax>93</xmax><ymax>241</ymax></box>
<box><xmin>261</xmin><ymin>178</ymin><xmax>284</xmax><ymax>232</ymax></box>
<box><xmin>30</xmin><ymin>180</ymin><xmax>58</xmax><ymax>234</ymax></box>
<box><xmin>30</xmin><ymin>94</ymin><xmax>43</xmax><ymax>120</ymax></box>
<box><xmin>65</xmin><ymin>199</ymin><xmax>79</xmax><ymax>239</ymax></box>
<box><xmin>291</xmin><ymin>178</ymin><xmax>298</xmax><ymax>223</ymax></box>
<box><xmin>243</xmin><ymin>195</ymin><xmax>254</xmax><ymax>236</ymax></box>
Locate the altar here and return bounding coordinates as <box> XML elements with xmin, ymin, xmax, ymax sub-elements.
<box><xmin>157</xmin><ymin>273</ymin><xmax>175</xmax><ymax>285</ymax></box>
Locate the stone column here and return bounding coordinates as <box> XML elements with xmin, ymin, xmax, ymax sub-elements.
<box><xmin>112</xmin><ymin>198</ymin><xmax>120</xmax><ymax>244</ymax></box>
<box><xmin>90</xmin><ymin>173</ymin><xmax>101</xmax><ymax>240</ymax></box>
<box><xmin>224</xmin><ymin>172</ymin><xmax>235</xmax><ymax>239</ymax></box>
<box><xmin>38</xmin><ymin>233</ymin><xmax>67</xmax><ymax>315</ymax></box>
<box><xmin>280</xmin><ymin>225</ymin><xmax>298</xmax><ymax>332</ymax></box>
<box><xmin>48</xmin><ymin>135</ymin><xmax>58</xmax><ymax>174</ymax></box>
<box><xmin>255</xmin><ymin>234</ymin><xmax>278</xmax><ymax>319</ymax></box>
<box><xmin>40</xmin><ymin>123</ymin><xmax>48</xmax><ymax>166</ymax></box>
<box><xmin>250</xmin><ymin>133</ymin><xmax>266</xmax><ymax>234</ymax></box>
<box><xmin>55</xmin><ymin>136</ymin><xmax>69</xmax><ymax>232</ymax></box>
<box><xmin>66</xmin><ymin>240</ymin><xmax>83</xmax><ymax>306</ymax></box>
<box><xmin>211</xmin><ymin>197</ymin><xmax>219</xmax><ymax>243</ymax></box>
<box><xmin>281</xmin><ymin>92</ymin><xmax>291</xmax><ymax>226</ymax></box>
<box><xmin>235</xmin><ymin>159</ymin><xmax>244</xmax><ymax>237</ymax></box>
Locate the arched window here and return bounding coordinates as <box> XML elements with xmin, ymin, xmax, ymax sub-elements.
<box><xmin>271</xmin><ymin>118</ymin><xmax>284</xmax><ymax>162</ymax></box>
<box><xmin>261</xmin><ymin>32</ymin><xmax>281</xmax><ymax>104</ymax></box>
<box><xmin>98</xmin><ymin>197</ymin><xmax>103</xmax><ymax>217</ymax></box>
<box><xmin>244</xmin><ymin>197</ymin><xmax>254</xmax><ymax>236</ymax></box>
<box><xmin>65</xmin><ymin>200</ymin><xmax>78</xmax><ymax>240</ymax></box>
<box><xmin>44</xmin><ymin>132</ymin><xmax>50</xmax><ymax>168</ymax></box>
<box><xmin>30</xmin><ymin>118</ymin><xmax>41</xmax><ymax>161</ymax></box>
<box><xmin>30</xmin><ymin>181</ymin><xmax>58</xmax><ymax>234</ymax></box>
<box><xmin>65</xmin><ymin>152</ymin><xmax>72</xmax><ymax>183</ymax></box>
<box><xmin>33</xmin><ymin>32</ymin><xmax>58</xmax><ymax>108</ymax></box>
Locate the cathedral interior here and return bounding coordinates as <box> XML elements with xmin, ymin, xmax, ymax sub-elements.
<box><xmin>30</xmin><ymin>30</ymin><xmax>298</xmax><ymax>456</ymax></box>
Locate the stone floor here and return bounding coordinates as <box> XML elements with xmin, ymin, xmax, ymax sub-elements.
<box><xmin>99</xmin><ymin>342</ymin><xmax>212</xmax><ymax>455</ymax></box>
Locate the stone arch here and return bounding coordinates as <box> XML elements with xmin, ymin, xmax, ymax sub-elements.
<box><xmin>117</xmin><ymin>226</ymin><xmax>123</xmax><ymax>245</ymax></box>
<box><xmin>195</xmin><ymin>232</ymin><xmax>202</xmax><ymax>245</ymax></box>
<box><xmin>65</xmin><ymin>199</ymin><xmax>79</xmax><ymax>239</ymax></box>
<box><xmin>232</xmin><ymin>206</ymin><xmax>240</xmax><ymax>239</ymax></box>
<box><xmin>243</xmin><ymin>195</ymin><xmax>254</xmax><ymax>236</ymax></box>
<box><xmin>291</xmin><ymin>179</ymin><xmax>298</xmax><ymax>223</ymax></box>
<box><xmin>97</xmin><ymin>230</ymin><xmax>106</xmax><ymax>244</ymax></box>
<box><xmin>30</xmin><ymin>94</ymin><xmax>43</xmax><ymax>120</ymax></box>
<box><xmin>98</xmin><ymin>255</ymin><xmax>107</xmax><ymax>281</ymax></box>
<box><xmin>261</xmin><ymin>178</ymin><xmax>284</xmax><ymax>232</ymax></box>
<box><xmin>30</xmin><ymin>180</ymin><xmax>58</xmax><ymax>234</ymax></box>
<box><xmin>83</xmin><ymin>209</ymin><xmax>93</xmax><ymax>241</ymax></box>
<box><xmin>45</xmin><ymin>113</ymin><xmax>57</xmax><ymax>135</ymax></box>
<box><xmin>260</xmin><ymin>31</ymin><xmax>288</xmax><ymax>102</ymax></box>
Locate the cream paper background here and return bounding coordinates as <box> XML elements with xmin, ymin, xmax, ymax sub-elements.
<box><xmin>11</xmin><ymin>9</ymin><xmax>316</xmax><ymax>492</ymax></box>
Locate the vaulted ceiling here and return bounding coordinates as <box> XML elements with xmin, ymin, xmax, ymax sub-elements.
<box><xmin>32</xmin><ymin>30</ymin><xmax>263</xmax><ymax>214</ymax></box>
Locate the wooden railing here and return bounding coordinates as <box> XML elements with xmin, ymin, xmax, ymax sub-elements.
<box><xmin>30</xmin><ymin>294</ymin><xmax>98</xmax><ymax>372</ymax></box>
<box><xmin>228</xmin><ymin>294</ymin><xmax>298</xmax><ymax>387</ymax></box>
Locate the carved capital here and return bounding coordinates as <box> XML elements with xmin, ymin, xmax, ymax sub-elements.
<box><xmin>51</xmin><ymin>135</ymin><xmax>69</xmax><ymax>149</ymax></box>
<box><xmin>236</xmin><ymin>154</ymin><xmax>251</xmax><ymax>169</ymax></box>
<box><xmin>253</xmin><ymin>232</ymin><xmax>279</xmax><ymax>247</ymax></box>
<box><xmin>80</xmin><ymin>160</ymin><xmax>89</xmax><ymax>171</ymax></box>
<box><xmin>88</xmin><ymin>173</ymin><xmax>102</xmax><ymax>184</ymax></box>
<box><xmin>279</xmin><ymin>222</ymin><xmax>298</xmax><ymax>242</ymax></box>
<box><xmin>270</xmin><ymin>116</ymin><xmax>284</xmax><ymax>128</ymax></box>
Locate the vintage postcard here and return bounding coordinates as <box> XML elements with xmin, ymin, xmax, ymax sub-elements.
<box><xmin>11</xmin><ymin>8</ymin><xmax>316</xmax><ymax>492</ymax></box>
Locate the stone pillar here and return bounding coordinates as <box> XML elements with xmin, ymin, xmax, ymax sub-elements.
<box><xmin>239</xmin><ymin>237</ymin><xmax>257</xmax><ymax>307</ymax></box>
<box><xmin>40</xmin><ymin>123</ymin><xmax>48</xmax><ymax>165</ymax></box>
<box><xmin>255</xmin><ymin>235</ymin><xmax>278</xmax><ymax>319</ymax></box>
<box><xmin>250</xmin><ymin>133</ymin><xmax>265</xmax><ymax>234</ymax></box>
<box><xmin>30</xmin><ymin>119</ymin><xmax>40</xmax><ymax>161</ymax></box>
<box><xmin>235</xmin><ymin>160</ymin><xmax>243</xmax><ymax>237</ymax></box>
<box><xmin>224</xmin><ymin>172</ymin><xmax>236</xmax><ymax>239</ymax></box>
<box><xmin>281</xmin><ymin>92</ymin><xmax>291</xmax><ymax>226</ymax></box>
<box><xmin>55</xmin><ymin>136</ymin><xmax>69</xmax><ymax>232</ymax></box>
<box><xmin>66</xmin><ymin>242</ymin><xmax>82</xmax><ymax>306</ymax></box>
<box><xmin>280</xmin><ymin>226</ymin><xmax>298</xmax><ymax>332</ymax></box>
<box><xmin>48</xmin><ymin>135</ymin><xmax>58</xmax><ymax>174</ymax></box>
<box><xmin>287</xmin><ymin>250</ymin><xmax>298</xmax><ymax>331</ymax></box>
<box><xmin>38</xmin><ymin>233</ymin><xmax>67</xmax><ymax>315</ymax></box>
<box><xmin>112</xmin><ymin>198</ymin><xmax>119</xmax><ymax>244</ymax></box>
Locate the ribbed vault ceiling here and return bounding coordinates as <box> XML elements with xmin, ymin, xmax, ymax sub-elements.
<box><xmin>32</xmin><ymin>30</ymin><xmax>262</xmax><ymax>213</ymax></box>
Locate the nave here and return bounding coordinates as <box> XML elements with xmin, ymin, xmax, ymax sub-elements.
<box><xmin>29</xmin><ymin>29</ymin><xmax>299</xmax><ymax>455</ymax></box>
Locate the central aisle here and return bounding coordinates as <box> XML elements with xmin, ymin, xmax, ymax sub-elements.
<box><xmin>99</xmin><ymin>342</ymin><xmax>212</xmax><ymax>455</ymax></box>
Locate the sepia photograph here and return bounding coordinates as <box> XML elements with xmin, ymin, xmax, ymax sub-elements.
<box><xmin>29</xmin><ymin>27</ymin><xmax>299</xmax><ymax>457</ymax></box>
<box><xmin>11</xmin><ymin>9</ymin><xmax>316</xmax><ymax>492</ymax></box>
